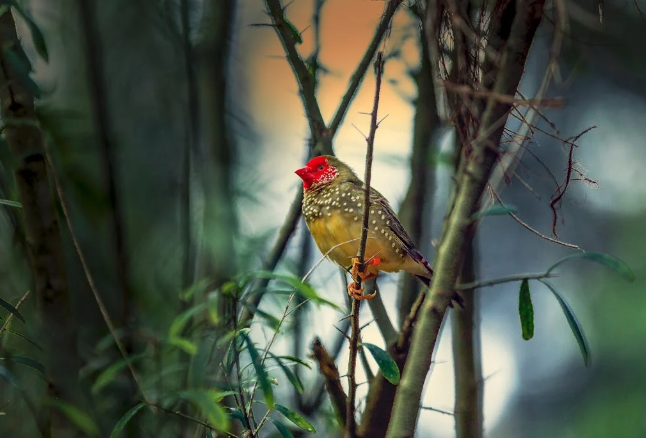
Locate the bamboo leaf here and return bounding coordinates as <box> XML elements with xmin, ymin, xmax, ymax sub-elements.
<box><xmin>3</xmin><ymin>45</ymin><xmax>40</xmax><ymax>98</ymax></box>
<box><xmin>109</xmin><ymin>403</ymin><xmax>146</xmax><ymax>438</ymax></box>
<box><xmin>540</xmin><ymin>280</ymin><xmax>591</xmax><ymax>367</ymax></box>
<box><xmin>274</xmin><ymin>355</ymin><xmax>312</xmax><ymax>369</ymax></box>
<box><xmin>0</xmin><ymin>356</ymin><xmax>44</xmax><ymax>376</ymax></box>
<box><xmin>7</xmin><ymin>0</ymin><xmax>49</xmax><ymax>61</ymax></box>
<box><xmin>518</xmin><ymin>279</ymin><xmax>534</xmax><ymax>340</ymax></box>
<box><xmin>0</xmin><ymin>297</ymin><xmax>25</xmax><ymax>323</ymax></box>
<box><xmin>0</xmin><ymin>199</ymin><xmax>21</xmax><ymax>208</ymax></box>
<box><xmin>362</xmin><ymin>343</ymin><xmax>400</xmax><ymax>385</ymax></box>
<box><xmin>269</xmin><ymin>353</ymin><xmax>304</xmax><ymax>393</ymax></box>
<box><xmin>546</xmin><ymin>252</ymin><xmax>635</xmax><ymax>282</ymax></box>
<box><xmin>92</xmin><ymin>353</ymin><xmax>147</xmax><ymax>394</ymax></box>
<box><xmin>178</xmin><ymin>390</ymin><xmax>229</xmax><ymax>431</ymax></box>
<box><xmin>243</xmin><ymin>333</ymin><xmax>274</xmax><ymax>408</ymax></box>
<box><xmin>168</xmin><ymin>337</ymin><xmax>198</xmax><ymax>356</ymax></box>
<box><xmin>275</xmin><ymin>404</ymin><xmax>316</xmax><ymax>433</ymax></box>
<box><xmin>471</xmin><ymin>205</ymin><xmax>518</xmax><ymax>220</ymax></box>
<box><xmin>49</xmin><ymin>401</ymin><xmax>99</xmax><ymax>436</ymax></box>
<box><xmin>270</xmin><ymin>418</ymin><xmax>296</xmax><ymax>438</ymax></box>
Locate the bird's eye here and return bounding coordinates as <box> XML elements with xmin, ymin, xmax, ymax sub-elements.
<box><xmin>318</xmin><ymin>165</ymin><xmax>324</xmax><ymax>170</ymax></box>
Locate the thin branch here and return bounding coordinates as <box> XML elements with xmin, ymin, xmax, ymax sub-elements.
<box><xmin>329</xmin><ymin>0</ymin><xmax>403</xmax><ymax>136</ymax></box>
<box><xmin>489</xmin><ymin>186</ymin><xmax>582</xmax><ymax>250</ymax></box>
<box><xmin>420</xmin><ymin>405</ymin><xmax>454</xmax><ymax>416</ymax></box>
<box><xmin>366</xmin><ymin>282</ymin><xmax>398</xmax><ymax>345</ymax></box>
<box><xmin>45</xmin><ymin>150</ymin><xmax>151</xmax><ymax>405</ymax></box>
<box><xmin>346</xmin><ymin>52</ymin><xmax>384</xmax><ymax>438</ymax></box>
<box><xmin>0</xmin><ymin>290</ymin><xmax>29</xmax><ymax>338</ymax></box>
<box><xmin>456</xmin><ymin>271</ymin><xmax>557</xmax><ymax>290</ymax></box>
<box><xmin>143</xmin><ymin>401</ymin><xmax>234</xmax><ymax>437</ymax></box>
<box><xmin>442</xmin><ymin>82</ymin><xmax>564</xmax><ymax>108</ymax></box>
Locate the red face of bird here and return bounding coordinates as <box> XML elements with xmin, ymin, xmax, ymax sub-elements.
<box><xmin>295</xmin><ymin>156</ymin><xmax>339</xmax><ymax>190</ymax></box>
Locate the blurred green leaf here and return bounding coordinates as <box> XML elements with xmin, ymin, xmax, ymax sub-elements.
<box><xmin>243</xmin><ymin>303</ymin><xmax>281</xmax><ymax>330</ymax></box>
<box><xmin>243</xmin><ymin>271</ymin><xmax>342</xmax><ymax>312</ymax></box>
<box><xmin>48</xmin><ymin>401</ymin><xmax>99</xmax><ymax>436</ymax></box>
<box><xmin>275</xmin><ymin>404</ymin><xmax>315</xmax><ymax>433</ymax></box>
<box><xmin>92</xmin><ymin>353</ymin><xmax>147</xmax><ymax>394</ymax></box>
<box><xmin>284</xmin><ymin>17</ymin><xmax>303</xmax><ymax>44</ymax></box>
<box><xmin>178</xmin><ymin>390</ymin><xmax>229</xmax><ymax>431</ymax></box>
<box><xmin>8</xmin><ymin>0</ymin><xmax>49</xmax><ymax>61</ymax></box>
<box><xmin>0</xmin><ymin>296</ymin><xmax>25</xmax><ymax>323</ymax></box>
<box><xmin>0</xmin><ymin>199</ymin><xmax>21</xmax><ymax>208</ymax></box>
<box><xmin>546</xmin><ymin>252</ymin><xmax>635</xmax><ymax>282</ymax></box>
<box><xmin>362</xmin><ymin>343</ymin><xmax>400</xmax><ymax>385</ymax></box>
<box><xmin>0</xmin><ymin>356</ymin><xmax>45</xmax><ymax>376</ymax></box>
<box><xmin>270</xmin><ymin>418</ymin><xmax>296</xmax><ymax>438</ymax></box>
<box><xmin>269</xmin><ymin>353</ymin><xmax>303</xmax><ymax>393</ymax></box>
<box><xmin>109</xmin><ymin>403</ymin><xmax>146</xmax><ymax>438</ymax></box>
<box><xmin>519</xmin><ymin>279</ymin><xmax>534</xmax><ymax>340</ymax></box>
<box><xmin>243</xmin><ymin>332</ymin><xmax>274</xmax><ymax>408</ymax></box>
<box><xmin>540</xmin><ymin>280</ymin><xmax>591</xmax><ymax>367</ymax></box>
<box><xmin>274</xmin><ymin>355</ymin><xmax>312</xmax><ymax>369</ymax></box>
<box><xmin>168</xmin><ymin>337</ymin><xmax>198</xmax><ymax>356</ymax></box>
<box><xmin>169</xmin><ymin>302</ymin><xmax>210</xmax><ymax>337</ymax></box>
<box><xmin>1</xmin><ymin>327</ymin><xmax>41</xmax><ymax>350</ymax></box>
<box><xmin>3</xmin><ymin>45</ymin><xmax>40</xmax><ymax>98</ymax></box>
<box><xmin>225</xmin><ymin>407</ymin><xmax>248</xmax><ymax>427</ymax></box>
<box><xmin>471</xmin><ymin>205</ymin><xmax>518</xmax><ymax>220</ymax></box>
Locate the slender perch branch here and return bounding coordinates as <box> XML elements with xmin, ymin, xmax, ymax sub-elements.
<box><xmin>346</xmin><ymin>52</ymin><xmax>385</xmax><ymax>438</ymax></box>
<box><xmin>385</xmin><ymin>2</ymin><xmax>546</xmax><ymax>436</ymax></box>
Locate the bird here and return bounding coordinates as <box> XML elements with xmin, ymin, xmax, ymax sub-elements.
<box><xmin>295</xmin><ymin>155</ymin><xmax>461</xmax><ymax>305</ymax></box>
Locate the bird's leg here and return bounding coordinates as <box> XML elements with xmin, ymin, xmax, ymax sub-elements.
<box><xmin>347</xmin><ymin>257</ymin><xmax>381</xmax><ymax>300</ymax></box>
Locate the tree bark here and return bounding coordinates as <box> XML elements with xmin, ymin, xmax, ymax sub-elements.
<box><xmin>0</xmin><ymin>9</ymin><xmax>81</xmax><ymax>438</ymax></box>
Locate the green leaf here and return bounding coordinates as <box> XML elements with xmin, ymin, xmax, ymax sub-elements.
<box><xmin>471</xmin><ymin>205</ymin><xmax>518</xmax><ymax>220</ymax></box>
<box><xmin>546</xmin><ymin>252</ymin><xmax>635</xmax><ymax>282</ymax></box>
<box><xmin>0</xmin><ymin>199</ymin><xmax>21</xmax><ymax>208</ymax></box>
<box><xmin>270</xmin><ymin>418</ymin><xmax>296</xmax><ymax>438</ymax></box>
<box><xmin>540</xmin><ymin>280</ymin><xmax>591</xmax><ymax>367</ymax></box>
<box><xmin>169</xmin><ymin>302</ymin><xmax>209</xmax><ymax>337</ymax></box>
<box><xmin>362</xmin><ymin>343</ymin><xmax>400</xmax><ymax>385</ymax></box>
<box><xmin>178</xmin><ymin>390</ymin><xmax>229</xmax><ymax>431</ymax></box>
<box><xmin>168</xmin><ymin>337</ymin><xmax>198</xmax><ymax>356</ymax></box>
<box><xmin>243</xmin><ymin>333</ymin><xmax>274</xmax><ymax>409</ymax></box>
<box><xmin>0</xmin><ymin>356</ymin><xmax>45</xmax><ymax>376</ymax></box>
<box><xmin>274</xmin><ymin>355</ymin><xmax>312</xmax><ymax>369</ymax></box>
<box><xmin>275</xmin><ymin>404</ymin><xmax>315</xmax><ymax>433</ymax></box>
<box><xmin>92</xmin><ymin>353</ymin><xmax>146</xmax><ymax>394</ymax></box>
<box><xmin>225</xmin><ymin>407</ymin><xmax>248</xmax><ymax>427</ymax></box>
<box><xmin>8</xmin><ymin>1</ymin><xmax>49</xmax><ymax>61</ymax></box>
<box><xmin>3</xmin><ymin>45</ymin><xmax>40</xmax><ymax>98</ymax></box>
<box><xmin>109</xmin><ymin>403</ymin><xmax>146</xmax><ymax>438</ymax></box>
<box><xmin>49</xmin><ymin>401</ymin><xmax>99</xmax><ymax>436</ymax></box>
<box><xmin>244</xmin><ymin>271</ymin><xmax>343</xmax><ymax>312</ymax></box>
<box><xmin>518</xmin><ymin>279</ymin><xmax>534</xmax><ymax>340</ymax></box>
<box><xmin>0</xmin><ymin>296</ymin><xmax>25</xmax><ymax>323</ymax></box>
<box><xmin>269</xmin><ymin>353</ymin><xmax>303</xmax><ymax>393</ymax></box>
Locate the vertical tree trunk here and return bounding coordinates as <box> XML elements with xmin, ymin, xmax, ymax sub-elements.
<box><xmin>0</xmin><ymin>10</ymin><xmax>81</xmax><ymax>438</ymax></box>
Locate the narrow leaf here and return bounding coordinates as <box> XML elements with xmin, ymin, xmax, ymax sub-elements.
<box><xmin>0</xmin><ymin>356</ymin><xmax>44</xmax><ymax>376</ymax></box>
<box><xmin>168</xmin><ymin>337</ymin><xmax>198</xmax><ymax>356</ymax></box>
<box><xmin>270</xmin><ymin>418</ymin><xmax>296</xmax><ymax>438</ymax></box>
<box><xmin>178</xmin><ymin>390</ymin><xmax>229</xmax><ymax>431</ymax></box>
<box><xmin>471</xmin><ymin>205</ymin><xmax>518</xmax><ymax>220</ymax></box>
<box><xmin>362</xmin><ymin>343</ymin><xmax>400</xmax><ymax>385</ymax></box>
<box><xmin>3</xmin><ymin>45</ymin><xmax>40</xmax><ymax>98</ymax></box>
<box><xmin>243</xmin><ymin>333</ymin><xmax>274</xmax><ymax>408</ymax></box>
<box><xmin>49</xmin><ymin>401</ymin><xmax>99</xmax><ymax>436</ymax></box>
<box><xmin>283</xmin><ymin>18</ymin><xmax>303</xmax><ymax>44</ymax></box>
<box><xmin>546</xmin><ymin>252</ymin><xmax>635</xmax><ymax>282</ymax></box>
<box><xmin>0</xmin><ymin>199</ymin><xmax>21</xmax><ymax>208</ymax></box>
<box><xmin>518</xmin><ymin>279</ymin><xmax>534</xmax><ymax>340</ymax></box>
<box><xmin>275</xmin><ymin>404</ymin><xmax>316</xmax><ymax>433</ymax></box>
<box><xmin>92</xmin><ymin>353</ymin><xmax>146</xmax><ymax>393</ymax></box>
<box><xmin>0</xmin><ymin>297</ymin><xmax>25</xmax><ymax>323</ymax></box>
<box><xmin>109</xmin><ymin>403</ymin><xmax>146</xmax><ymax>438</ymax></box>
<box><xmin>269</xmin><ymin>353</ymin><xmax>304</xmax><ymax>393</ymax></box>
<box><xmin>8</xmin><ymin>1</ymin><xmax>49</xmax><ymax>61</ymax></box>
<box><xmin>540</xmin><ymin>280</ymin><xmax>591</xmax><ymax>366</ymax></box>
<box><xmin>275</xmin><ymin>355</ymin><xmax>312</xmax><ymax>369</ymax></box>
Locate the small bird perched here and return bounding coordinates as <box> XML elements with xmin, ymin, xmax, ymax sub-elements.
<box><xmin>296</xmin><ymin>155</ymin><xmax>458</xmax><ymax>304</ymax></box>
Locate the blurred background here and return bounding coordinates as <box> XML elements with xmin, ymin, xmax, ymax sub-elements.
<box><xmin>0</xmin><ymin>0</ymin><xmax>645</xmax><ymax>437</ymax></box>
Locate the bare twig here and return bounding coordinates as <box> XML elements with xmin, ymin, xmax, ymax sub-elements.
<box><xmin>489</xmin><ymin>186</ymin><xmax>582</xmax><ymax>250</ymax></box>
<box><xmin>143</xmin><ymin>401</ymin><xmax>234</xmax><ymax>437</ymax></box>
<box><xmin>329</xmin><ymin>0</ymin><xmax>404</xmax><ymax>136</ymax></box>
<box><xmin>442</xmin><ymin>82</ymin><xmax>564</xmax><ymax>108</ymax></box>
<box><xmin>456</xmin><ymin>271</ymin><xmax>557</xmax><ymax>290</ymax></box>
<box><xmin>346</xmin><ymin>52</ymin><xmax>385</xmax><ymax>438</ymax></box>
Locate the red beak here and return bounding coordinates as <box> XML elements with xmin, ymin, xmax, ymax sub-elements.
<box><xmin>295</xmin><ymin>166</ymin><xmax>314</xmax><ymax>188</ymax></box>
